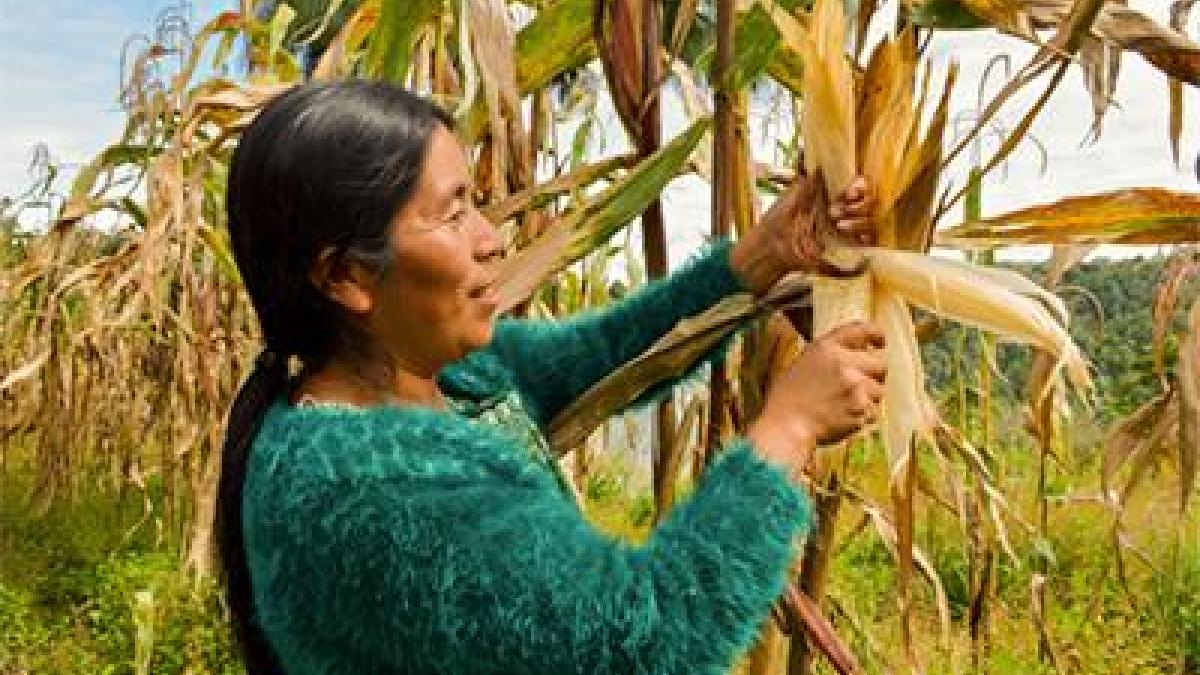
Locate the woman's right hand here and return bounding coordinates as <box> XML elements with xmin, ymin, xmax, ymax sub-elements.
<box><xmin>747</xmin><ymin>321</ymin><xmax>887</xmax><ymax>482</ymax></box>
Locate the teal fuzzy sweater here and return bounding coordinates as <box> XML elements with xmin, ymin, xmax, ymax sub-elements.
<box><xmin>243</xmin><ymin>237</ymin><xmax>814</xmax><ymax>674</ymax></box>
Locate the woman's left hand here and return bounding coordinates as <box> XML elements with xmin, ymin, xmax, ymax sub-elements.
<box><xmin>729</xmin><ymin>174</ymin><xmax>877</xmax><ymax>296</ymax></box>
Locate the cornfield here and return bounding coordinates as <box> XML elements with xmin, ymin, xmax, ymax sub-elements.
<box><xmin>2</xmin><ymin>0</ymin><xmax>1200</xmax><ymax>673</ymax></box>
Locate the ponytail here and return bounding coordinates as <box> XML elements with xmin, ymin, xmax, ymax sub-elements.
<box><xmin>216</xmin><ymin>350</ymin><xmax>289</xmax><ymax>675</ymax></box>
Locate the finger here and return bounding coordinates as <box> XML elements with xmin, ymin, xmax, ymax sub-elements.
<box><xmin>837</xmin><ymin>194</ymin><xmax>876</xmax><ymax>218</ymax></box>
<box><xmin>843</xmin><ymin>175</ymin><xmax>868</xmax><ymax>200</ymax></box>
<box><xmin>850</xmin><ymin>382</ymin><xmax>882</xmax><ymax>420</ymax></box>
<box><xmin>835</xmin><ymin>217</ymin><xmax>875</xmax><ymax>237</ymax></box>
<box><xmin>843</xmin><ymin>348</ymin><xmax>888</xmax><ymax>383</ymax></box>
<box><xmin>834</xmin><ymin>221</ymin><xmax>876</xmax><ymax>247</ymax></box>
<box><xmin>830</xmin><ymin>321</ymin><xmax>886</xmax><ymax>350</ymax></box>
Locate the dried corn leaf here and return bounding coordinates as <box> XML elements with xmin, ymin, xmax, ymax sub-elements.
<box><xmin>482</xmin><ymin>154</ymin><xmax>634</xmax><ymax>225</ymax></box>
<box><xmin>466</xmin><ymin>0</ymin><xmax>522</xmax><ymax>197</ymax></box>
<box><xmin>1117</xmin><ymin>398</ymin><xmax>1180</xmax><ymax>509</ymax></box>
<box><xmin>312</xmin><ymin>0</ymin><xmax>380</xmax><ymax>80</ymax></box>
<box><xmin>936</xmin><ymin>0</ymin><xmax>1102</xmax><ymax>193</ymax></box>
<box><xmin>844</xmin><ymin>490</ymin><xmax>954</xmax><ymax>643</ymax></box>
<box><xmin>1179</xmin><ymin>299</ymin><xmax>1200</xmax><ymax>513</ymax></box>
<box><xmin>460</xmin><ymin>0</ymin><xmax>596</xmax><ymax>141</ymax></box>
<box><xmin>913</xmin><ymin>0</ymin><xmax>1200</xmax><ymax>87</ymax></box>
<box><xmin>1045</xmin><ymin>0</ymin><xmax>1200</xmax><ymax>86</ymax></box>
<box><xmin>1151</xmin><ymin>249</ymin><xmax>1200</xmax><ymax>377</ymax></box>
<box><xmin>797</xmin><ymin>0</ymin><xmax>858</xmax><ymax>197</ymax></box>
<box><xmin>1101</xmin><ymin>390</ymin><xmax>1174</xmax><ymax>495</ymax></box>
<box><xmin>548</xmin><ymin>293</ymin><xmax>758</xmax><ymax>452</ymax></box>
<box><xmin>548</xmin><ymin>271</ymin><xmax>814</xmax><ymax>452</ymax></box>
<box><xmin>495</xmin><ymin>119</ymin><xmax>709</xmax><ymax>312</ymax></box>
<box><xmin>939</xmin><ymin>188</ymin><xmax>1200</xmax><ymax>248</ymax></box>
<box><xmin>0</xmin><ymin>350</ymin><xmax>49</xmax><ymax>394</ymax></box>
<box><xmin>58</xmin><ymin>144</ymin><xmax>160</xmax><ymax>226</ymax></box>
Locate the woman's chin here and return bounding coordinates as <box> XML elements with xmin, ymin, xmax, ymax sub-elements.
<box><xmin>463</xmin><ymin>320</ymin><xmax>495</xmax><ymax>353</ymax></box>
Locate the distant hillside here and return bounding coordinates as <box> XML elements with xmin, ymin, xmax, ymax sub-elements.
<box><xmin>921</xmin><ymin>254</ymin><xmax>1199</xmax><ymax>424</ymax></box>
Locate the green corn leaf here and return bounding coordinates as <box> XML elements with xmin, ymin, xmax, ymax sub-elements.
<box><xmin>365</xmin><ymin>0</ymin><xmax>441</xmax><ymax>83</ymax></box>
<box><xmin>495</xmin><ymin>118</ymin><xmax>711</xmax><ymax>311</ymax></box>
<box><xmin>460</xmin><ymin>0</ymin><xmax>596</xmax><ymax>140</ymax></box>
<box><xmin>907</xmin><ymin>0</ymin><xmax>990</xmax><ymax>29</ymax></box>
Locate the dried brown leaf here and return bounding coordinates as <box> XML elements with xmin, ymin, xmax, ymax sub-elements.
<box><xmin>780</xmin><ymin>585</ymin><xmax>864</xmax><ymax>675</ymax></box>
<box><xmin>844</xmin><ymin>489</ymin><xmax>953</xmax><ymax>646</ymax></box>
<box><xmin>1102</xmin><ymin>391</ymin><xmax>1175</xmax><ymax>495</ymax></box>
<box><xmin>1152</xmin><ymin>249</ymin><xmax>1200</xmax><ymax>377</ymax></box>
<box><xmin>939</xmin><ymin>188</ymin><xmax>1200</xmax><ymax>249</ymax></box>
<box><xmin>1178</xmin><ymin>298</ymin><xmax>1200</xmax><ymax>513</ymax></box>
<box><xmin>481</xmin><ymin>154</ymin><xmax>635</xmax><ymax>225</ymax></box>
<box><xmin>1026</xmin><ymin>0</ymin><xmax>1200</xmax><ymax>86</ymax></box>
<box><xmin>312</xmin><ymin>0</ymin><xmax>380</xmax><ymax>81</ymax></box>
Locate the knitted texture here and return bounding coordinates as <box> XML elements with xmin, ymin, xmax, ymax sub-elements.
<box><xmin>243</xmin><ymin>236</ymin><xmax>815</xmax><ymax>674</ymax></box>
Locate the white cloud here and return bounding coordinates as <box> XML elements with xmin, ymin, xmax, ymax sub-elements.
<box><xmin>0</xmin><ymin>0</ymin><xmax>231</xmax><ymax>204</ymax></box>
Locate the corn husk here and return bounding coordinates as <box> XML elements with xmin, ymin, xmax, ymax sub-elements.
<box><xmin>764</xmin><ymin>1</ymin><xmax>1094</xmax><ymax>666</ymax></box>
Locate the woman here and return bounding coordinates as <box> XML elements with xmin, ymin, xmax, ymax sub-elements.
<box><xmin>217</xmin><ymin>80</ymin><xmax>883</xmax><ymax>675</ymax></box>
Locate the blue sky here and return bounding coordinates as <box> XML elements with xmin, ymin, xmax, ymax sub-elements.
<box><xmin>0</xmin><ymin>0</ymin><xmax>1196</xmax><ymax>255</ymax></box>
<box><xmin>0</xmin><ymin>0</ymin><xmax>230</xmax><ymax>200</ymax></box>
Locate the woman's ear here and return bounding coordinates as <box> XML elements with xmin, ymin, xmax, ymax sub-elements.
<box><xmin>308</xmin><ymin>247</ymin><xmax>375</xmax><ymax>314</ymax></box>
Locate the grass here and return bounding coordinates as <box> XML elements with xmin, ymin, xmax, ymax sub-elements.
<box><xmin>583</xmin><ymin>433</ymin><xmax>1199</xmax><ymax>674</ymax></box>
<box><xmin>0</xmin><ymin>461</ymin><xmax>240</xmax><ymax>675</ymax></box>
<box><xmin>0</xmin><ymin>431</ymin><xmax>1195</xmax><ymax>674</ymax></box>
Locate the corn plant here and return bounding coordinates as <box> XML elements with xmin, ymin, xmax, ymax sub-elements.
<box><xmin>4</xmin><ymin>1</ymin><xmax>1200</xmax><ymax>673</ymax></box>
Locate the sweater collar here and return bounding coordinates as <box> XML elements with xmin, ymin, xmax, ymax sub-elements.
<box><xmin>435</xmin><ymin>347</ymin><xmax>511</xmax><ymax>405</ymax></box>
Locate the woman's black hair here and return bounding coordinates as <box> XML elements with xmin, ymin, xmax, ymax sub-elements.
<box><xmin>216</xmin><ymin>80</ymin><xmax>454</xmax><ymax>674</ymax></box>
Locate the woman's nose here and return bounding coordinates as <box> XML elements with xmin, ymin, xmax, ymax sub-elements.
<box><xmin>472</xmin><ymin>207</ymin><xmax>503</xmax><ymax>262</ymax></box>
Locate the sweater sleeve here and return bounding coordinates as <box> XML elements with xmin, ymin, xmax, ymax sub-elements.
<box><xmin>485</xmin><ymin>236</ymin><xmax>756</xmax><ymax>428</ymax></box>
<box><xmin>276</xmin><ymin>414</ymin><xmax>813</xmax><ymax>675</ymax></box>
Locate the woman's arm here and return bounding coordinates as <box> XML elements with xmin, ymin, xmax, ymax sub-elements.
<box><xmin>486</xmin><ymin>236</ymin><xmax>757</xmax><ymax>428</ymax></box>
<box><xmin>260</xmin><ymin>414</ymin><xmax>812</xmax><ymax>675</ymax></box>
<box><xmin>482</xmin><ymin>176</ymin><xmax>878</xmax><ymax>429</ymax></box>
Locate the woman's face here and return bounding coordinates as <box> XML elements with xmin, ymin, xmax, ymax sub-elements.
<box><xmin>367</xmin><ymin>124</ymin><xmax>503</xmax><ymax>374</ymax></box>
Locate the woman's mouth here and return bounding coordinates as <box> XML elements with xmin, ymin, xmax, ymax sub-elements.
<box><xmin>469</xmin><ymin>279</ymin><xmax>499</xmax><ymax>306</ymax></box>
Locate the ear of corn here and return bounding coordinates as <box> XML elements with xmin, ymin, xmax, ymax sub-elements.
<box><xmin>769</xmin><ymin>4</ymin><xmax>1095</xmax><ymax>665</ymax></box>
<box><xmin>767</xmin><ymin>0</ymin><xmax>1092</xmax><ymax>461</ymax></box>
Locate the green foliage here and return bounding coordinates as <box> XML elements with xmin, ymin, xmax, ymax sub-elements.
<box><xmin>921</xmin><ymin>255</ymin><xmax>1199</xmax><ymax>425</ymax></box>
<box><xmin>1147</xmin><ymin>544</ymin><xmax>1200</xmax><ymax>671</ymax></box>
<box><xmin>92</xmin><ymin>553</ymin><xmax>240</xmax><ymax>675</ymax></box>
<box><xmin>0</xmin><ymin>551</ymin><xmax>241</xmax><ymax>675</ymax></box>
<box><xmin>364</xmin><ymin>0</ymin><xmax>440</xmax><ymax>84</ymax></box>
<box><xmin>0</xmin><ymin>471</ymin><xmax>241</xmax><ymax>674</ymax></box>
